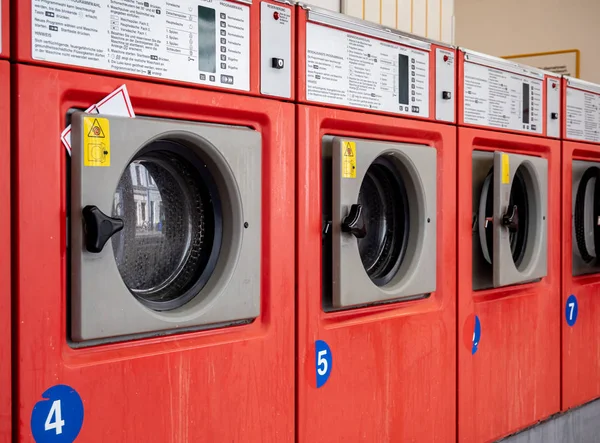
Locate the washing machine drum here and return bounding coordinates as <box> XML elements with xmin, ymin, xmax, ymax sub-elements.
<box><xmin>70</xmin><ymin>113</ymin><xmax>262</xmax><ymax>343</ymax></box>
<box><xmin>353</xmin><ymin>157</ymin><xmax>410</xmax><ymax>286</ymax></box>
<box><xmin>330</xmin><ymin>137</ymin><xmax>437</xmax><ymax>309</ymax></box>
<box><xmin>573</xmin><ymin>165</ymin><xmax>600</xmax><ymax>266</ymax></box>
<box><xmin>111</xmin><ymin>143</ymin><xmax>220</xmax><ymax>311</ymax></box>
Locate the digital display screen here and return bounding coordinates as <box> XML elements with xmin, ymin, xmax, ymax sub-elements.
<box><xmin>522</xmin><ymin>83</ymin><xmax>530</xmax><ymax>124</ymax></box>
<box><xmin>198</xmin><ymin>6</ymin><xmax>216</xmax><ymax>73</ymax></box>
<box><xmin>398</xmin><ymin>54</ymin><xmax>409</xmax><ymax>105</ymax></box>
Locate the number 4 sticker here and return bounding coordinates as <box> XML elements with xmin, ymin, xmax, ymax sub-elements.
<box><xmin>315</xmin><ymin>340</ymin><xmax>332</xmax><ymax>388</ymax></box>
<box><xmin>31</xmin><ymin>384</ymin><xmax>84</xmax><ymax>443</ymax></box>
<box><xmin>566</xmin><ymin>294</ymin><xmax>578</xmax><ymax>327</ymax></box>
<box><xmin>44</xmin><ymin>400</ymin><xmax>65</xmax><ymax>435</ymax></box>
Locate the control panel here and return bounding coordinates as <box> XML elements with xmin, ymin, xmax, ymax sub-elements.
<box><xmin>260</xmin><ymin>1</ymin><xmax>292</xmax><ymax>98</ymax></box>
<box><xmin>436</xmin><ymin>48</ymin><xmax>455</xmax><ymax>122</ymax></box>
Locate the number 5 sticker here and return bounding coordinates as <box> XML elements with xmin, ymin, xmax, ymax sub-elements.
<box><xmin>31</xmin><ymin>384</ymin><xmax>84</xmax><ymax>443</ymax></box>
<box><xmin>315</xmin><ymin>340</ymin><xmax>332</xmax><ymax>388</ymax></box>
<box><xmin>566</xmin><ymin>294</ymin><xmax>578</xmax><ymax>327</ymax></box>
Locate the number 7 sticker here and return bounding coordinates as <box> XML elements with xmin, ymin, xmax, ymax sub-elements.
<box><xmin>566</xmin><ymin>294</ymin><xmax>578</xmax><ymax>327</ymax></box>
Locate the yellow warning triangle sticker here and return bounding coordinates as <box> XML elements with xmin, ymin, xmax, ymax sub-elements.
<box><xmin>87</xmin><ymin>118</ymin><xmax>106</xmax><ymax>138</ymax></box>
<box><xmin>343</xmin><ymin>142</ymin><xmax>354</xmax><ymax>157</ymax></box>
<box><xmin>341</xmin><ymin>141</ymin><xmax>356</xmax><ymax>178</ymax></box>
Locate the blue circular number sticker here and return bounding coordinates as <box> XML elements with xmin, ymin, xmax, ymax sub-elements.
<box><xmin>315</xmin><ymin>340</ymin><xmax>332</xmax><ymax>388</ymax></box>
<box><xmin>31</xmin><ymin>385</ymin><xmax>84</xmax><ymax>443</ymax></box>
<box><xmin>566</xmin><ymin>294</ymin><xmax>578</xmax><ymax>327</ymax></box>
<box><xmin>472</xmin><ymin>315</ymin><xmax>481</xmax><ymax>355</ymax></box>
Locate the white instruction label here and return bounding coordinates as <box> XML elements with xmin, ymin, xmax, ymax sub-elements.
<box><xmin>31</xmin><ymin>0</ymin><xmax>250</xmax><ymax>91</ymax></box>
<box><xmin>305</xmin><ymin>22</ymin><xmax>429</xmax><ymax>118</ymax></box>
<box><xmin>463</xmin><ymin>62</ymin><xmax>543</xmax><ymax>134</ymax></box>
<box><xmin>566</xmin><ymin>87</ymin><xmax>600</xmax><ymax>143</ymax></box>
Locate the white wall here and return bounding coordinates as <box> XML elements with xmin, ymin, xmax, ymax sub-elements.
<box><xmin>454</xmin><ymin>0</ymin><xmax>600</xmax><ymax>83</ymax></box>
<box><xmin>305</xmin><ymin>0</ymin><xmax>455</xmax><ymax>44</ymax></box>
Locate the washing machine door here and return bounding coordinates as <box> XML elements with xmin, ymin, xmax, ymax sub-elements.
<box><xmin>70</xmin><ymin>113</ymin><xmax>261</xmax><ymax>343</ymax></box>
<box><xmin>572</xmin><ymin>160</ymin><xmax>600</xmax><ymax>275</ymax></box>
<box><xmin>329</xmin><ymin>137</ymin><xmax>436</xmax><ymax>309</ymax></box>
<box><xmin>491</xmin><ymin>151</ymin><xmax>548</xmax><ymax>287</ymax></box>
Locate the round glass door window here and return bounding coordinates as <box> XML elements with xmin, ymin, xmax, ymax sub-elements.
<box><xmin>111</xmin><ymin>141</ymin><xmax>222</xmax><ymax>311</ymax></box>
<box><xmin>574</xmin><ymin>166</ymin><xmax>600</xmax><ymax>264</ymax></box>
<box><xmin>355</xmin><ymin>156</ymin><xmax>410</xmax><ymax>287</ymax></box>
<box><xmin>479</xmin><ymin>165</ymin><xmax>529</xmax><ymax>269</ymax></box>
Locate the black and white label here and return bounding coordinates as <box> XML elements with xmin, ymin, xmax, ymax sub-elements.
<box><xmin>566</xmin><ymin>87</ymin><xmax>600</xmax><ymax>143</ymax></box>
<box><xmin>463</xmin><ymin>62</ymin><xmax>543</xmax><ymax>134</ymax></box>
<box><xmin>305</xmin><ymin>22</ymin><xmax>429</xmax><ymax>117</ymax></box>
<box><xmin>31</xmin><ymin>0</ymin><xmax>250</xmax><ymax>91</ymax></box>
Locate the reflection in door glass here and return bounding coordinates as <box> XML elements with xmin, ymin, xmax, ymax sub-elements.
<box><xmin>111</xmin><ymin>151</ymin><xmax>215</xmax><ymax>307</ymax></box>
<box><xmin>112</xmin><ymin>159</ymin><xmax>188</xmax><ymax>295</ymax></box>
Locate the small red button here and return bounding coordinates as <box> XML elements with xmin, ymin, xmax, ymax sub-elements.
<box><xmin>273</xmin><ymin>11</ymin><xmax>279</xmax><ymax>20</ymax></box>
<box><xmin>443</xmin><ymin>55</ymin><xmax>449</xmax><ymax>62</ymax></box>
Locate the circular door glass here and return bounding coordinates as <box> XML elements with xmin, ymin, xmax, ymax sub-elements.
<box><xmin>574</xmin><ymin>166</ymin><xmax>600</xmax><ymax>263</ymax></box>
<box><xmin>479</xmin><ymin>165</ymin><xmax>529</xmax><ymax>268</ymax></box>
<box><xmin>111</xmin><ymin>141</ymin><xmax>221</xmax><ymax>311</ymax></box>
<box><xmin>356</xmin><ymin>156</ymin><xmax>410</xmax><ymax>286</ymax></box>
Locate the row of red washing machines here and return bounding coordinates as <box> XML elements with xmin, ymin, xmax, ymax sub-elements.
<box><xmin>1</xmin><ymin>1</ymin><xmax>600</xmax><ymax>442</ymax></box>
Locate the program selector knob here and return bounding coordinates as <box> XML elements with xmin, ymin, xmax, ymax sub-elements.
<box><xmin>272</xmin><ymin>58</ymin><xmax>284</xmax><ymax>69</ymax></box>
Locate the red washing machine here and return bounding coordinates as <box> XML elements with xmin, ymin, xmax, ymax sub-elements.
<box><xmin>457</xmin><ymin>49</ymin><xmax>561</xmax><ymax>442</ymax></box>
<box><xmin>13</xmin><ymin>1</ymin><xmax>295</xmax><ymax>441</ymax></box>
<box><xmin>0</xmin><ymin>0</ymin><xmax>8</xmax><ymax>59</ymax></box>
<box><xmin>561</xmin><ymin>77</ymin><xmax>600</xmax><ymax>411</ymax></box>
<box><xmin>296</xmin><ymin>5</ymin><xmax>457</xmax><ymax>441</ymax></box>
<box><xmin>17</xmin><ymin>0</ymin><xmax>295</xmax><ymax>99</ymax></box>
<box><xmin>0</xmin><ymin>61</ymin><xmax>10</xmax><ymax>442</ymax></box>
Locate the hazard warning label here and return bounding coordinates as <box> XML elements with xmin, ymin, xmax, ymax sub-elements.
<box><xmin>87</xmin><ymin>119</ymin><xmax>105</xmax><ymax>138</ymax></box>
<box><xmin>341</xmin><ymin>141</ymin><xmax>356</xmax><ymax>179</ymax></box>
<box><xmin>31</xmin><ymin>0</ymin><xmax>250</xmax><ymax>91</ymax></box>
<box><xmin>83</xmin><ymin>117</ymin><xmax>110</xmax><ymax>167</ymax></box>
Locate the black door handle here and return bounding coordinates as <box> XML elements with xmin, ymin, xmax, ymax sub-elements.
<box><xmin>82</xmin><ymin>205</ymin><xmax>124</xmax><ymax>253</ymax></box>
<box><xmin>502</xmin><ymin>204</ymin><xmax>519</xmax><ymax>233</ymax></box>
<box><xmin>342</xmin><ymin>204</ymin><xmax>367</xmax><ymax>239</ymax></box>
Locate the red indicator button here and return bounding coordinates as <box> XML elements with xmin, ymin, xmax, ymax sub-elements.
<box><xmin>443</xmin><ymin>55</ymin><xmax>449</xmax><ymax>62</ymax></box>
<box><xmin>273</xmin><ymin>11</ymin><xmax>279</xmax><ymax>20</ymax></box>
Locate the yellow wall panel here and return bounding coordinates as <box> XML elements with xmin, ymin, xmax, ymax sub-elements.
<box><xmin>395</xmin><ymin>0</ymin><xmax>412</xmax><ymax>33</ymax></box>
<box><xmin>428</xmin><ymin>0</ymin><xmax>442</xmax><ymax>41</ymax></box>
<box><xmin>380</xmin><ymin>0</ymin><xmax>397</xmax><ymax>28</ymax></box>
<box><xmin>411</xmin><ymin>0</ymin><xmax>427</xmax><ymax>37</ymax></box>
<box><xmin>440</xmin><ymin>0</ymin><xmax>454</xmax><ymax>44</ymax></box>
<box><xmin>364</xmin><ymin>0</ymin><xmax>380</xmax><ymax>24</ymax></box>
<box><xmin>341</xmin><ymin>0</ymin><xmax>362</xmax><ymax>19</ymax></box>
<box><xmin>340</xmin><ymin>0</ymin><xmax>454</xmax><ymax>44</ymax></box>
<box><xmin>307</xmin><ymin>0</ymin><xmax>341</xmax><ymax>12</ymax></box>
